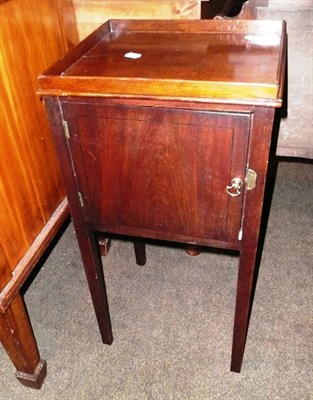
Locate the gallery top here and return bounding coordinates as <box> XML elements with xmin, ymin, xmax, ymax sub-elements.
<box><xmin>38</xmin><ymin>19</ymin><xmax>287</xmax><ymax>106</ymax></box>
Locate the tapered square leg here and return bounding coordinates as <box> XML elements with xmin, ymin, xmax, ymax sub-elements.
<box><xmin>231</xmin><ymin>234</ymin><xmax>260</xmax><ymax>373</ymax></box>
<box><xmin>15</xmin><ymin>360</ymin><xmax>47</xmax><ymax>389</ymax></box>
<box><xmin>74</xmin><ymin>226</ymin><xmax>113</xmax><ymax>344</ymax></box>
<box><xmin>134</xmin><ymin>239</ymin><xmax>146</xmax><ymax>266</ymax></box>
<box><xmin>0</xmin><ymin>293</ymin><xmax>47</xmax><ymax>389</ymax></box>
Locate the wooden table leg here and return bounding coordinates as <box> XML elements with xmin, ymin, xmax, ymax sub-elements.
<box><xmin>0</xmin><ymin>293</ymin><xmax>47</xmax><ymax>389</ymax></box>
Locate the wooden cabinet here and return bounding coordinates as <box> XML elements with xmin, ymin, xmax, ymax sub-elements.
<box><xmin>0</xmin><ymin>0</ymin><xmax>75</xmax><ymax>388</ymax></box>
<box><xmin>39</xmin><ymin>19</ymin><xmax>286</xmax><ymax>373</ymax></box>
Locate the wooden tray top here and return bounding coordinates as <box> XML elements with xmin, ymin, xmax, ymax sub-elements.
<box><xmin>38</xmin><ymin>19</ymin><xmax>286</xmax><ymax>106</ymax></box>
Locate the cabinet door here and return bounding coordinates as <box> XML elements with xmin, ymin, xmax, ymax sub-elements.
<box><xmin>63</xmin><ymin>102</ymin><xmax>250</xmax><ymax>244</ymax></box>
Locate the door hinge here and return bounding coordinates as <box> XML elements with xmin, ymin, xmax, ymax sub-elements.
<box><xmin>245</xmin><ymin>168</ymin><xmax>257</xmax><ymax>191</ymax></box>
<box><xmin>62</xmin><ymin>120</ymin><xmax>70</xmax><ymax>139</ymax></box>
<box><xmin>78</xmin><ymin>191</ymin><xmax>84</xmax><ymax>207</ymax></box>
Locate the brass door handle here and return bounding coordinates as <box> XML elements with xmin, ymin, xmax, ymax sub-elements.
<box><xmin>226</xmin><ymin>177</ymin><xmax>242</xmax><ymax>197</ymax></box>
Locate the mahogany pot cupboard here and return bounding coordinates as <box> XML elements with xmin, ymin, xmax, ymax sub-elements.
<box><xmin>1</xmin><ymin>0</ymin><xmax>263</xmax><ymax>388</ymax></box>
<box><xmin>3</xmin><ymin>0</ymin><xmax>298</xmax><ymax>389</ymax></box>
<box><xmin>38</xmin><ymin>19</ymin><xmax>287</xmax><ymax>374</ymax></box>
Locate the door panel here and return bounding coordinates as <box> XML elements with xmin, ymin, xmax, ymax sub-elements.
<box><xmin>63</xmin><ymin>102</ymin><xmax>250</xmax><ymax>243</ymax></box>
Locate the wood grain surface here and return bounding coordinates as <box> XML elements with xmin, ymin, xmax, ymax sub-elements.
<box><xmin>0</xmin><ymin>0</ymin><xmax>68</xmax><ymax>293</ymax></box>
<box><xmin>38</xmin><ymin>19</ymin><xmax>286</xmax><ymax>106</ymax></box>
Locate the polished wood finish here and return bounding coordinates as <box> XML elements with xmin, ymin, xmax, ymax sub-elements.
<box><xmin>0</xmin><ymin>0</ymin><xmax>66</xmax><ymax>294</ymax></box>
<box><xmin>38</xmin><ymin>20</ymin><xmax>285</xmax><ymax>105</ymax></box>
<box><xmin>61</xmin><ymin>103</ymin><xmax>249</xmax><ymax>246</ymax></box>
<box><xmin>0</xmin><ymin>0</ymin><xmax>73</xmax><ymax>388</ymax></box>
<box><xmin>39</xmin><ymin>19</ymin><xmax>286</xmax><ymax>373</ymax></box>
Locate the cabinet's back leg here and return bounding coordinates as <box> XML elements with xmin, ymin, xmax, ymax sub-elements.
<box><xmin>134</xmin><ymin>239</ymin><xmax>146</xmax><ymax>266</ymax></box>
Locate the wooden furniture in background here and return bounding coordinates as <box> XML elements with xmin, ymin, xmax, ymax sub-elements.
<box><xmin>39</xmin><ymin>19</ymin><xmax>286</xmax><ymax>373</ymax></box>
<box><xmin>0</xmin><ymin>0</ymin><xmax>76</xmax><ymax>388</ymax></box>
<box><xmin>70</xmin><ymin>0</ymin><xmax>201</xmax><ymax>41</ymax></box>
<box><xmin>57</xmin><ymin>0</ymin><xmax>80</xmax><ymax>48</ymax></box>
<box><xmin>68</xmin><ymin>0</ymin><xmax>270</xmax><ymax>43</ymax></box>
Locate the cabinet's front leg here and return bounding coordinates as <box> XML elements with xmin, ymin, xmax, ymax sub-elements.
<box><xmin>230</xmin><ymin>240</ymin><xmax>257</xmax><ymax>373</ymax></box>
<box><xmin>0</xmin><ymin>293</ymin><xmax>47</xmax><ymax>389</ymax></box>
<box><xmin>44</xmin><ymin>98</ymin><xmax>113</xmax><ymax>345</ymax></box>
<box><xmin>230</xmin><ymin>107</ymin><xmax>276</xmax><ymax>372</ymax></box>
<box><xmin>74</xmin><ymin>226</ymin><xmax>113</xmax><ymax>344</ymax></box>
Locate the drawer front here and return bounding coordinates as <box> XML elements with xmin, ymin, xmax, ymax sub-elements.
<box><xmin>63</xmin><ymin>102</ymin><xmax>250</xmax><ymax>244</ymax></box>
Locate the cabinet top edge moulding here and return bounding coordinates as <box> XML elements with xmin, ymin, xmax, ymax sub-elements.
<box><xmin>38</xmin><ymin>19</ymin><xmax>286</xmax><ymax>107</ymax></box>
